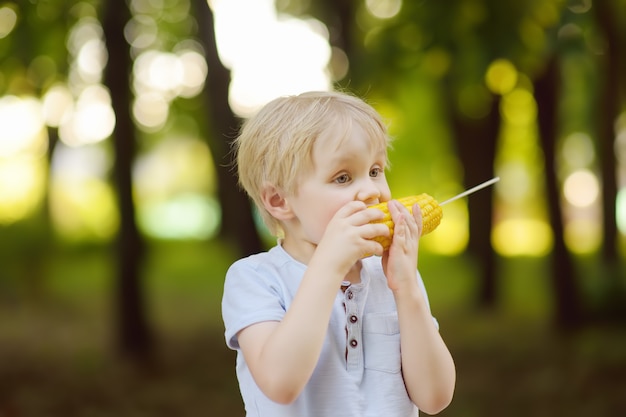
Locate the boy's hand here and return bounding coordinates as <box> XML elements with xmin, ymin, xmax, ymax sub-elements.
<box><xmin>382</xmin><ymin>200</ymin><xmax>422</xmax><ymax>292</ymax></box>
<box><xmin>315</xmin><ymin>201</ymin><xmax>389</xmax><ymax>275</ymax></box>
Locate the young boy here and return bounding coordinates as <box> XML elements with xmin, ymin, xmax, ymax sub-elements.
<box><xmin>222</xmin><ymin>91</ymin><xmax>455</xmax><ymax>416</ymax></box>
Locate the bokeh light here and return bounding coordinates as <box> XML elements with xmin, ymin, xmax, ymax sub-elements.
<box><xmin>618</xmin><ymin>188</ymin><xmax>626</xmax><ymax>235</ymax></box>
<box><xmin>42</xmin><ymin>84</ymin><xmax>74</xmax><ymax>128</ymax></box>
<box><xmin>138</xmin><ymin>194</ymin><xmax>220</xmax><ymax>240</ymax></box>
<box><xmin>0</xmin><ymin>157</ymin><xmax>46</xmax><ymax>224</ymax></box>
<box><xmin>365</xmin><ymin>0</ymin><xmax>403</xmax><ymax>20</ymax></box>
<box><xmin>58</xmin><ymin>84</ymin><xmax>116</xmax><ymax>147</ymax></box>
<box><xmin>561</xmin><ymin>132</ymin><xmax>595</xmax><ymax>168</ymax></box>
<box><xmin>501</xmin><ymin>88</ymin><xmax>537</xmax><ymax>126</ymax></box>
<box><xmin>67</xmin><ymin>16</ymin><xmax>106</xmax><ymax>87</ymax></box>
<box><xmin>564</xmin><ymin>218</ymin><xmax>601</xmax><ymax>254</ymax></box>
<box><xmin>0</xmin><ymin>5</ymin><xmax>17</xmax><ymax>39</ymax></box>
<box><xmin>486</xmin><ymin>59</ymin><xmax>518</xmax><ymax>95</ymax></box>
<box><xmin>134</xmin><ymin>137</ymin><xmax>218</xmax><ymax>240</ymax></box>
<box><xmin>49</xmin><ymin>143</ymin><xmax>118</xmax><ymax>241</ymax></box>
<box><xmin>563</xmin><ymin>169</ymin><xmax>599</xmax><ymax>208</ymax></box>
<box><xmin>493</xmin><ymin>219</ymin><xmax>553</xmax><ymax>256</ymax></box>
<box><xmin>422</xmin><ymin>202</ymin><xmax>468</xmax><ymax>255</ymax></box>
<box><xmin>0</xmin><ymin>96</ymin><xmax>47</xmax><ymax>157</ymax></box>
<box><xmin>212</xmin><ymin>0</ymin><xmax>332</xmax><ymax>116</ymax></box>
<box><xmin>496</xmin><ymin>161</ymin><xmax>532</xmax><ymax>204</ymax></box>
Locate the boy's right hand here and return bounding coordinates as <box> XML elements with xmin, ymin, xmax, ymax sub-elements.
<box><xmin>314</xmin><ymin>201</ymin><xmax>389</xmax><ymax>275</ymax></box>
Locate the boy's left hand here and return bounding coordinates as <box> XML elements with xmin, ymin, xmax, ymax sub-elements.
<box><xmin>382</xmin><ymin>200</ymin><xmax>422</xmax><ymax>292</ymax></box>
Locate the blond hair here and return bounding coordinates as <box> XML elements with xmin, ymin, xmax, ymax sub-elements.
<box><xmin>234</xmin><ymin>90</ymin><xmax>392</xmax><ymax>236</ymax></box>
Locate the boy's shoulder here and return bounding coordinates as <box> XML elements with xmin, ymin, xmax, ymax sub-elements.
<box><xmin>227</xmin><ymin>243</ymin><xmax>299</xmax><ymax>274</ymax></box>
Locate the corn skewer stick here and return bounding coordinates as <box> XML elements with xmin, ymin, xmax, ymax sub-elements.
<box><xmin>439</xmin><ymin>176</ymin><xmax>500</xmax><ymax>206</ymax></box>
<box><xmin>367</xmin><ymin>176</ymin><xmax>500</xmax><ymax>253</ymax></box>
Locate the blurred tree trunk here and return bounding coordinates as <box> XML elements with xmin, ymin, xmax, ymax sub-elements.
<box><xmin>313</xmin><ymin>0</ymin><xmax>355</xmax><ymax>84</ymax></box>
<box><xmin>534</xmin><ymin>53</ymin><xmax>582</xmax><ymax>329</ymax></box>
<box><xmin>193</xmin><ymin>0</ymin><xmax>262</xmax><ymax>257</ymax></box>
<box><xmin>102</xmin><ymin>0</ymin><xmax>153</xmax><ymax>360</ymax></box>
<box><xmin>446</xmin><ymin>91</ymin><xmax>500</xmax><ymax>309</ymax></box>
<box><xmin>593</xmin><ymin>0</ymin><xmax>625</xmax><ymax>313</ymax></box>
<box><xmin>594</xmin><ymin>0</ymin><xmax>620</xmax><ymax>263</ymax></box>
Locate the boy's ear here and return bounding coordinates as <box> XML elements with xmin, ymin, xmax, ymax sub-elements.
<box><xmin>260</xmin><ymin>185</ymin><xmax>294</xmax><ymax>221</ymax></box>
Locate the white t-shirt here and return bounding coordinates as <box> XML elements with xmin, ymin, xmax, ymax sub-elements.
<box><xmin>222</xmin><ymin>243</ymin><xmax>437</xmax><ymax>417</ymax></box>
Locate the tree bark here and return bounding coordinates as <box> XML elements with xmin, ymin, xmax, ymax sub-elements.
<box><xmin>593</xmin><ymin>0</ymin><xmax>621</xmax><ymax>265</ymax></box>
<box><xmin>193</xmin><ymin>0</ymin><xmax>263</xmax><ymax>257</ymax></box>
<box><xmin>102</xmin><ymin>0</ymin><xmax>153</xmax><ymax>360</ymax></box>
<box><xmin>534</xmin><ymin>54</ymin><xmax>583</xmax><ymax>329</ymax></box>
<box><xmin>446</xmin><ymin>87</ymin><xmax>500</xmax><ymax>309</ymax></box>
<box><xmin>588</xmin><ymin>1</ymin><xmax>626</xmax><ymax>318</ymax></box>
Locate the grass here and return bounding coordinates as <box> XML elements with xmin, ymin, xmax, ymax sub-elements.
<box><xmin>1</xmin><ymin>242</ymin><xmax>625</xmax><ymax>416</ymax></box>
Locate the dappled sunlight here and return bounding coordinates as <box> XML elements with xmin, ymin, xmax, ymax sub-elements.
<box><xmin>51</xmin><ymin>142</ymin><xmax>111</xmax><ymax>182</ymax></box>
<box><xmin>49</xmin><ymin>178</ymin><xmax>118</xmax><ymax>242</ymax></box>
<box><xmin>67</xmin><ymin>16</ymin><xmax>106</xmax><ymax>87</ymax></box>
<box><xmin>125</xmin><ymin>13</ymin><xmax>158</xmax><ymax>50</ymax></box>
<box><xmin>0</xmin><ymin>96</ymin><xmax>47</xmax><ymax>224</ymax></box>
<box><xmin>42</xmin><ymin>84</ymin><xmax>74</xmax><ymax>127</ymax></box>
<box><xmin>496</xmin><ymin>161</ymin><xmax>532</xmax><ymax>205</ymax></box>
<box><xmin>134</xmin><ymin>137</ymin><xmax>218</xmax><ymax>239</ymax></box>
<box><xmin>0</xmin><ymin>4</ymin><xmax>17</xmax><ymax>39</ymax></box>
<box><xmin>58</xmin><ymin>84</ymin><xmax>115</xmax><ymax>147</ymax></box>
<box><xmin>561</xmin><ymin>132</ymin><xmax>595</xmax><ymax>168</ymax></box>
<box><xmin>501</xmin><ymin>88</ymin><xmax>537</xmax><ymax>126</ymax></box>
<box><xmin>558</xmin><ymin>132</ymin><xmax>605</xmax><ymax>253</ymax></box>
<box><xmin>485</xmin><ymin>59</ymin><xmax>518</xmax><ymax>95</ymax></box>
<box><xmin>365</xmin><ymin>0</ymin><xmax>403</xmax><ymax>20</ymax></box>
<box><xmin>0</xmin><ymin>96</ymin><xmax>47</xmax><ymax>157</ymax></box>
<box><xmin>563</xmin><ymin>169</ymin><xmax>599</xmax><ymax>208</ymax></box>
<box><xmin>134</xmin><ymin>138</ymin><xmax>215</xmax><ymax>200</ymax></box>
<box><xmin>134</xmin><ymin>51</ymin><xmax>181</xmax><ymax>98</ymax></box>
<box><xmin>493</xmin><ymin>218</ymin><xmax>552</xmax><ymax>257</ymax></box>
<box><xmin>423</xmin><ymin>205</ymin><xmax>468</xmax><ymax>256</ymax></box>
<box><xmin>0</xmin><ymin>157</ymin><xmax>46</xmax><ymax>224</ymax></box>
<box><xmin>495</xmin><ymin>84</ymin><xmax>551</xmax><ymax>257</ymax></box>
<box><xmin>561</xmin><ymin>170</ymin><xmax>602</xmax><ymax>253</ymax></box>
<box><xmin>49</xmin><ymin>143</ymin><xmax>117</xmax><ymax>241</ymax></box>
<box><xmin>564</xmin><ymin>219</ymin><xmax>601</xmax><ymax>254</ymax></box>
<box><xmin>212</xmin><ymin>0</ymin><xmax>332</xmax><ymax>116</ymax></box>
<box><xmin>138</xmin><ymin>193</ymin><xmax>220</xmax><ymax>240</ymax></box>
<box><xmin>132</xmin><ymin>92</ymin><xmax>169</xmax><ymax>131</ymax></box>
<box><xmin>618</xmin><ymin>189</ymin><xmax>626</xmax><ymax>235</ymax></box>
<box><xmin>132</xmin><ymin>47</ymin><xmax>208</xmax><ymax>130</ymax></box>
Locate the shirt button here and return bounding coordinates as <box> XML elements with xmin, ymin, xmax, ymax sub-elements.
<box><xmin>347</xmin><ymin>291</ymin><xmax>354</xmax><ymax>300</ymax></box>
<box><xmin>349</xmin><ymin>315</ymin><xmax>358</xmax><ymax>324</ymax></box>
<box><xmin>349</xmin><ymin>339</ymin><xmax>358</xmax><ymax>348</ymax></box>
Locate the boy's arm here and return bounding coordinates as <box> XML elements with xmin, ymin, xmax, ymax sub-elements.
<box><xmin>236</xmin><ymin>258</ymin><xmax>343</xmax><ymax>404</ymax></box>
<box><xmin>383</xmin><ymin>200</ymin><xmax>456</xmax><ymax>414</ymax></box>
<box><xmin>237</xmin><ymin>201</ymin><xmax>388</xmax><ymax>404</ymax></box>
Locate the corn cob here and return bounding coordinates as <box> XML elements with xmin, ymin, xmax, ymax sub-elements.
<box><xmin>368</xmin><ymin>194</ymin><xmax>443</xmax><ymax>250</ymax></box>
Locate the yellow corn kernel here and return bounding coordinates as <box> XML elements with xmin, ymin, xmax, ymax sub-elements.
<box><xmin>368</xmin><ymin>193</ymin><xmax>443</xmax><ymax>250</ymax></box>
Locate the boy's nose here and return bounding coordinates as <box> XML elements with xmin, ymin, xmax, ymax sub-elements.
<box><xmin>358</xmin><ymin>181</ymin><xmax>382</xmax><ymax>205</ymax></box>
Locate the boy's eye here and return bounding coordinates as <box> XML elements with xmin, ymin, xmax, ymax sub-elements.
<box><xmin>335</xmin><ymin>174</ymin><xmax>350</xmax><ymax>184</ymax></box>
<box><xmin>370</xmin><ymin>168</ymin><xmax>381</xmax><ymax>177</ymax></box>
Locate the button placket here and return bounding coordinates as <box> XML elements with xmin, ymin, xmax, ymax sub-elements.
<box><xmin>344</xmin><ymin>288</ymin><xmax>363</xmax><ymax>373</ymax></box>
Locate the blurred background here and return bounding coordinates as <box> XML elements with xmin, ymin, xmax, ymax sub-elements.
<box><xmin>1</xmin><ymin>0</ymin><xmax>625</xmax><ymax>415</ymax></box>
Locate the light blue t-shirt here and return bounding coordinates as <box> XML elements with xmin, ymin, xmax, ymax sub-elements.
<box><xmin>222</xmin><ymin>243</ymin><xmax>436</xmax><ymax>417</ymax></box>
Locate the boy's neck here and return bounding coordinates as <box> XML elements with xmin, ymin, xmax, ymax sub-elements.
<box><xmin>280</xmin><ymin>239</ymin><xmax>362</xmax><ymax>286</ymax></box>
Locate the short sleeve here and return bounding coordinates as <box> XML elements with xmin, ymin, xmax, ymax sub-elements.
<box><xmin>221</xmin><ymin>258</ymin><xmax>288</xmax><ymax>350</ymax></box>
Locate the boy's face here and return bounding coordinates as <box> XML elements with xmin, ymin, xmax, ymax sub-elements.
<box><xmin>282</xmin><ymin>123</ymin><xmax>392</xmax><ymax>252</ymax></box>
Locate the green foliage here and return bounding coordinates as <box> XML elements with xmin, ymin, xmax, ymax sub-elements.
<box><xmin>0</xmin><ymin>0</ymin><xmax>84</xmax><ymax>95</ymax></box>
